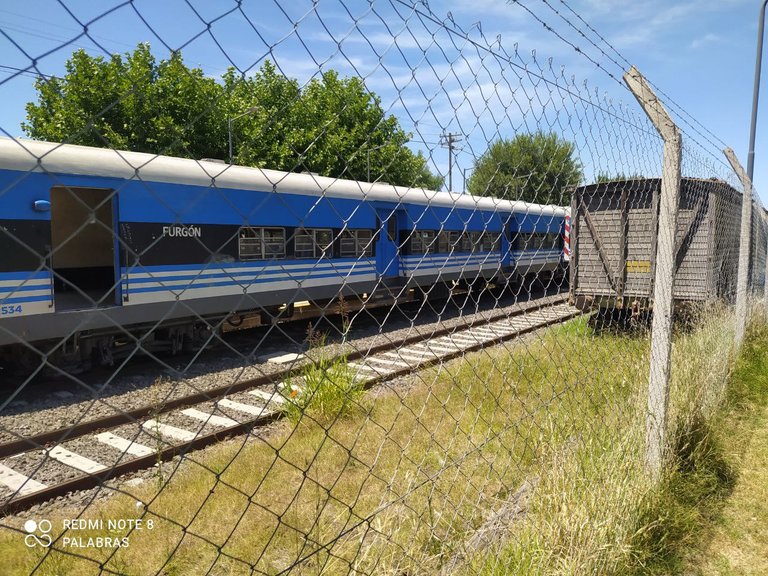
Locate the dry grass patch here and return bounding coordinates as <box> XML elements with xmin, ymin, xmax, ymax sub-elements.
<box><xmin>0</xmin><ymin>311</ymin><xmax>741</xmax><ymax>575</ymax></box>
<box><xmin>676</xmin><ymin>313</ymin><xmax>768</xmax><ymax>576</ymax></box>
<box><xmin>466</xmin><ymin>307</ymin><xmax>740</xmax><ymax>575</ymax></box>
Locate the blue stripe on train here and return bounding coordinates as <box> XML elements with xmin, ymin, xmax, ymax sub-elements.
<box><xmin>0</xmin><ymin>294</ymin><xmax>52</xmax><ymax>304</ymax></box>
<box><xmin>0</xmin><ymin>270</ymin><xmax>50</xmax><ymax>280</ymax></box>
<box><xmin>0</xmin><ymin>284</ymin><xmax>49</xmax><ymax>293</ymax></box>
<box><xmin>121</xmin><ymin>258</ymin><xmax>372</xmax><ymax>274</ymax></box>
<box><xmin>125</xmin><ymin>265</ymin><xmax>375</xmax><ymax>284</ymax></box>
<box><xmin>124</xmin><ymin>269</ymin><xmax>376</xmax><ymax>294</ymax></box>
<box><xmin>402</xmin><ymin>264</ymin><xmax>500</xmax><ymax>272</ymax></box>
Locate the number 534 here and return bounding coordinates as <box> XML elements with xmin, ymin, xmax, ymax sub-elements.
<box><xmin>1</xmin><ymin>305</ymin><xmax>23</xmax><ymax>315</ymax></box>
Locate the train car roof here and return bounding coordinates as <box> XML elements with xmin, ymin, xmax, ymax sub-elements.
<box><xmin>0</xmin><ymin>137</ymin><xmax>565</xmax><ymax>217</ymax></box>
<box><xmin>572</xmin><ymin>176</ymin><xmax>741</xmax><ymax>195</ymax></box>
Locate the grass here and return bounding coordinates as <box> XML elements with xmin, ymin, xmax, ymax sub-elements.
<box><xmin>615</xmin><ymin>311</ymin><xmax>768</xmax><ymax>576</ymax></box>
<box><xmin>674</xmin><ymin>312</ymin><xmax>768</xmax><ymax>575</ymax></box>
<box><xmin>686</xmin><ymin>405</ymin><xmax>768</xmax><ymax>575</ymax></box>
<box><xmin>281</xmin><ymin>337</ymin><xmax>365</xmax><ymax>426</ymax></box>
<box><xmin>0</xmin><ymin>306</ymin><xmax>759</xmax><ymax>575</ymax></box>
<box><xmin>467</xmin><ymin>305</ymin><xmax>740</xmax><ymax>575</ymax></box>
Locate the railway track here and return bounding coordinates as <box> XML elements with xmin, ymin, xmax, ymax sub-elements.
<box><xmin>0</xmin><ymin>294</ymin><xmax>579</xmax><ymax>515</ymax></box>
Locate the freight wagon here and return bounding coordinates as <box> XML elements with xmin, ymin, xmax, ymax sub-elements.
<box><xmin>569</xmin><ymin>177</ymin><xmax>742</xmax><ymax>313</ymax></box>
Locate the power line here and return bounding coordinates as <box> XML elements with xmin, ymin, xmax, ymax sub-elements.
<box><xmin>535</xmin><ymin>0</ymin><xmax>730</xmax><ymax>153</ymax></box>
<box><xmin>0</xmin><ymin>9</ymin><xmax>137</xmax><ymax>50</ymax></box>
<box><xmin>0</xmin><ymin>63</ymin><xmax>57</xmax><ymax>81</ymax></box>
<box><xmin>554</xmin><ymin>0</ymin><xmax>728</xmax><ymax>150</ymax></box>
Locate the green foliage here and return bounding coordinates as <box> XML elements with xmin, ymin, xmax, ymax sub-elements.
<box><xmin>467</xmin><ymin>132</ymin><xmax>582</xmax><ymax>204</ymax></box>
<box><xmin>23</xmin><ymin>44</ymin><xmax>225</xmax><ymax>158</ymax></box>
<box><xmin>594</xmin><ymin>172</ymin><xmax>645</xmax><ymax>183</ymax></box>
<box><xmin>729</xmin><ymin>318</ymin><xmax>768</xmax><ymax>406</ymax></box>
<box><xmin>627</xmin><ymin>416</ymin><xmax>736</xmax><ymax>575</ymax></box>
<box><xmin>625</xmin><ymin>320</ymin><xmax>768</xmax><ymax>575</ymax></box>
<box><xmin>224</xmin><ymin>64</ymin><xmax>443</xmax><ymax>188</ymax></box>
<box><xmin>282</xmin><ymin>335</ymin><xmax>365</xmax><ymax>425</ymax></box>
<box><xmin>23</xmin><ymin>44</ymin><xmax>442</xmax><ymax>188</ymax></box>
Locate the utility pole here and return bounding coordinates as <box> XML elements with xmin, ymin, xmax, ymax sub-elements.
<box><xmin>747</xmin><ymin>0</ymin><xmax>768</xmax><ymax>181</ymax></box>
<box><xmin>440</xmin><ymin>132</ymin><xmax>462</xmax><ymax>191</ymax></box>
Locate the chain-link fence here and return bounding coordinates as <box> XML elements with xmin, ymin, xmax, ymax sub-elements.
<box><xmin>0</xmin><ymin>1</ymin><xmax>766</xmax><ymax>574</ymax></box>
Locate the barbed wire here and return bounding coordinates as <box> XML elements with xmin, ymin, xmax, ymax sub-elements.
<box><xmin>511</xmin><ymin>0</ymin><xmax>740</xmax><ymax>180</ymax></box>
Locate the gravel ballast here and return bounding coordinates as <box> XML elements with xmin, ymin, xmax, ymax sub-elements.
<box><xmin>0</xmin><ymin>291</ymin><xmax>564</xmax><ymax>444</ymax></box>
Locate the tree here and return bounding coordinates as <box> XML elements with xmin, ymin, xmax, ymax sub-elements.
<box><xmin>222</xmin><ymin>65</ymin><xmax>442</xmax><ymax>189</ymax></box>
<box><xmin>23</xmin><ymin>44</ymin><xmax>225</xmax><ymax>158</ymax></box>
<box><xmin>23</xmin><ymin>44</ymin><xmax>441</xmax><ymax>189</ymax></box>
<box><xmin>467</xmin><ymin>132</ymin><xmax>582</xmax><ymax>205</ymax></box>
<box><xmin>595</xmin><ymin>172</ymin><xmax>645</xmax><ymax>183</ymax></box>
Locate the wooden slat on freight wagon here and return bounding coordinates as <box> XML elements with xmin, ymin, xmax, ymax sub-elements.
<box><xmin>673</xmin><ymin>194</ymin><xmax>707</xmax><ymax>276</ymax></box>
<box><xmin>579</xmin><ymin>198</ymin><xmax>618</xmax><ymax>293</ymax></box>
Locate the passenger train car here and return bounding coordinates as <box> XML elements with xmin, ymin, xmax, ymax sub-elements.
<box><xmin>0</xmin><ymin>138</ymin><xmax>567</xmax><ymax>370</ymax></box>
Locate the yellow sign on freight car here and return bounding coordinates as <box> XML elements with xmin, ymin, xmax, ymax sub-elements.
<box><xmin>626</xmin><ymin>260</ymin><xmax>651</xmax><ymax>273</ymax></box>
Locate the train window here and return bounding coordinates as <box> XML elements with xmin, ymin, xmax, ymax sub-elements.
<box><xmin>544</xmin><ymin>233</ymin><xmax>554</xmax><ymax>249</ymax></box>
<box><xmin>294</xmin><ymin>229</ymin><xmax>313</xmax><ymax>258</ymax></box>
<box><xmin>411</xmin><ymin>230</ymin><xmax>424</xmax><ymax>254</ymax></box>
<box><xmin>519</xmin><ymin>233</ymin><xmax>534</xmax><ymax>250</ymax></box>
<box><xmin>315</xmin><ymin>229</ymin><xmax>333</xmax><ymax>258</ymax></box>
<box><xmin>357</xmin><ymin>230</ymin><xmax>374</xmax><ymax>256</ymax></box>
<box><xmin>478</xmin><ymin>232</ymin><xmax>499</xmax><ymax>252</ymax></box>
<box><xmin>532</xmin><ymin>233</ymin><xmax>559</xmax><ymax>250</ymax></box>
<box><xmin>340</xmin><ymin>231</ymin><xmax>355</xmax><ymax>257</ymax></box>
<box><xmin>521</xmin><ymin>232</ymin><xmax>559</xmax><ymax>250</ymax></box>
<box><xmin>447</xmin><ymin>231</ymin><xmax>461</xmax><ymax>252</ymax></box>
<box><xmin>432</xmin><ymin>230</ymin><xmax>464</xmax><ymax>253</ymax></box>
<box><xmin>295</xmin><ymin>228</ymin><xmax>333</xmax><ymax>259</ymax></box>
<box><xmin>437</xmin><ymin>231</ymin><xmax>451</xmax><ymax>253</ymax></box>
<box><xmin>239</xmin><ymin>227</ymin><xmax>286</xmax><ymax>260</ymax></box>
<box><xmin>460</xmin><ymin>232</ymin><xmax>473</xmax><ymax>252</ymax></box>
<box><xmin>340</xmin><ymin>229</ymin><xmax>374</xmax><ymax>258</ymax></box>
<box><xmin>264</xmin><ymin>228</ymin><xmax>286</xmax><ymax>257</ymax></box>
<box><xmin>469</xmin><ymin>231</ymin><xmax>482</xmax><ymax>252</ymax></box>
<box><xmin>411</xmin><ymin>230</ymin><xmax>436</xmax><ymax>254</ymax></box>
<box><xmin>520</xmin><ymin>233</ymin><xmax>533</xmax><ymax>250</ymax></box>
<box><xmin>239</xmin><ymin>228</ymin><xmax>261</xmax><ymax>260</ymax></box>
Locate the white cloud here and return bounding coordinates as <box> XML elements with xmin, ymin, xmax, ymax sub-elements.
<box><xmin>690</xmin><ymin>33</ymin><xmax>721</xmax><ymax>50</ymax></box>
<box><xmin>575</xmin><ymin>0</ymin><xmax>746</xmax><ymax>52</ymax></box>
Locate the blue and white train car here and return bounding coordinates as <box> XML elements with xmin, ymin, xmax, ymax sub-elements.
<box><xmin>0</xmin><ymin>138</ymin><xmax>565</xmax><ymax>368</ymax></box>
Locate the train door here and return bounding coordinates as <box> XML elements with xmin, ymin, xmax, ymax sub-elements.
<box><xmin>375</xmin><ymin>207</ymin><xmax>402</xmax><ymax>279</ymax></box>
<box><xmin>49</xmin><ymin>186</ymin><xmax>121</xmax><ymax>310</ymax></box>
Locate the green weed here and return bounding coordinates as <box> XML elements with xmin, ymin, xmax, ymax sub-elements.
<box><xmin>282</xmin><ymin>331</ymin><xmax>365</xmax><ymax>425</ymax></box>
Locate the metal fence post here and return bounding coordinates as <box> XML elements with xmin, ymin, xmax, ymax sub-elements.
<box><xmin>758</xmin><ymin>215</ymin><xmax>768</xmax><ymax>309</ymax></box>
<box><xmin>623</xmin><ymin>66</ymin><xmax>682</xmax><ymax>479</ymax></box>
<box><xmin>724</xmin><ymin>148</ymin><xmax>753</xmax><ymax>345</ymax></box>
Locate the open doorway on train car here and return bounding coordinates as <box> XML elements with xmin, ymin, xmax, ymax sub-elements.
<box><xmin>50</xmin><ymin>186</ymin><xmax>118</xmax><ymax>310</ymax></box>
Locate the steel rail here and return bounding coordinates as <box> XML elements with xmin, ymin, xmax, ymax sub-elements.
<box><xmin>0</xmin><ymin>293</ymin><xmax>568</xmax><ymax>459</ymax></box>
<box><xmin>0</xmin><ymin>295</ymin><xmax>578</xmax><ymax>515</ymax></box>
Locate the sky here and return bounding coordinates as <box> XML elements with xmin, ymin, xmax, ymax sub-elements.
<box><xmin>0</xmin><ymin>0</ymin><xmax>766</xmax><ymax>204</ymax></box>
